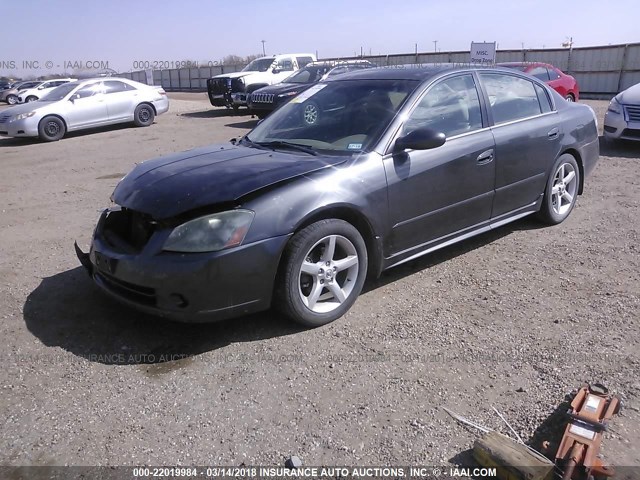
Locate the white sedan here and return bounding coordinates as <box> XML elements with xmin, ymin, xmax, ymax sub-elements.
<box><xmin>604</xmin><ymin>82</ymin><xmax>640</xmax><ymax>142</ymax></box>
<box><xmin>0</xmin><ymin>78</ymin><xmax>169</xmax><ymax>141</ymax></box>
<box><xmin>16</xmin><ymin>78</ymin><xmax>77</xmax><ymax>103</ymax></box>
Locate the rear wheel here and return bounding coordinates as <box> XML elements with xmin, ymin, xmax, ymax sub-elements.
<box><xmin>276</xmin><ymin>219</ymin><xmax>367</xmax><ymax>327</ymax></box>
<box><xmin>38</xmin><ymin>116</ymin><xmax>66</xmax><ymax>142</ymax></box>
<box><xmin>565</xmin><ymin>93</ymin><xmax>575</xmax><ymax>102</ymax></box>
<box><xmin>26</xmin><ymin>95</ymin><xmax>38</xmax><ymax>103</ymax></box>
<box><xmin>6</xmin><ymin>94</ymin><xmax>18</xmax><ymax>105</ymax></box>
<box><xmin>133</xmin><ymin>103</ymin><xmax>155</xmax><ymax>127</ymax></box>
<box><xmin>537</xmin><ymin>154</ymin><xmax>580</xmax><ymax>224</ymax></box>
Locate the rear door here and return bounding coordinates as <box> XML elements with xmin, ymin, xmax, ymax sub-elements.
<box><xmin>383</xmin><ymin>73</ymin><xmax>496</xmax><ymax>255</ymax></box>
<box><xmin>103</xmin><ymin>80</ymin><xmax>138</xmax><ymax>121</ymax></box>
<box><xmin>478</xmin><ymin>72</ymin><xmax>561</xmax><ymax>218</ymax></box>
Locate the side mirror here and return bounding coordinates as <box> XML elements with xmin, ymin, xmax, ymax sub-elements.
<box><xmin>395</xmin><ymin>128</ymin><xmax>446</xmax><ymax>151</ymax></box>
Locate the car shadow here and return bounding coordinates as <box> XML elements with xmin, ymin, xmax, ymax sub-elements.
<box><xmin>225</xmin><ymin>119</ymin><xmax>259</xmax><ymax>129</ymax></box>
<box><xmin>180</xmin><ymin>109</ymin><xmax>251</xmax><ymax>119</ymax></box>
<box><xmin>364</xmin><ymin>216</ymin><xmax>545</xmax><ymax>293</ymax></box>
<box><xmin>23</xmin><ymin>217</ymin><xmax>545</xmax><ymax>366</ymax></box>
<box><xmin>599</xmin><ymin>135</ymin><xmax>640</xmax><ymax>159</ymax></box>
<box><xmin>0</xmin><ymin>123</ymin><xmax>139</xmax><ymax>147</ymax></box>
<box><xmin>23</xmin><ymin>266</ymin><xmax>304</xmax><ymax>366</ymax></box>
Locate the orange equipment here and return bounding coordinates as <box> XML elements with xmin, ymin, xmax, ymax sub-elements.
<box><xmin>555</xmin><ymin>383</ymin><xmax>621</xmax><ymax>480</ymax></box>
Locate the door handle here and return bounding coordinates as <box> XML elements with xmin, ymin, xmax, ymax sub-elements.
<box><xmin>477</xmin><ymin>149</ymin><xmax>494</xmax><ymax>164</ymax></box>
<box><xmin>548</xmin><ymin>127</ymin><xmax>559</xmax><ymax>140</ymax></box>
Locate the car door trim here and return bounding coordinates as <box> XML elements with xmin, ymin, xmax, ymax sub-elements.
<box><xmin>385</xmin><ymin>201</ymin><xmax>538</xmax><ymax>269</ymax></box>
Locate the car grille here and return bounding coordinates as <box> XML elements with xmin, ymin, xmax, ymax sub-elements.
<box><xmin>0</xmin><ymin>114</ymin><xmax>10</xmax><ymax>124</ymax></box>
<box><xmin>251</xmin><ymin>93</ymin><xmax>275</xmax><ymax>104</ymax></box>
<box><xmin>101</xmin><ymin>208</ymin><xmax>156</xmax><ymax>253</ymax></box>
<box><xmin>625</xmin><ymin>105</ymin><xmax>640</xmax><ymax>122</ymax></box>
<box><xmin>230</xmin><ymin>78</ymin><xmax>245</xmax><ymax>93</ymax></box>
<box><xmin>207</xmin><ymin>78</ymin><xmax>230</xmax><ymax>95</ymax></box>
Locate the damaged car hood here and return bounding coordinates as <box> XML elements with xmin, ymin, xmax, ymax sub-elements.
<box><xmin>112</xmin><ymin>144</ymin><xmax>347</xmax><ymax>219</ymax></box>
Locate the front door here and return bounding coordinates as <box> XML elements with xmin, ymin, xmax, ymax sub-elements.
<box><xmin>384</xmin><ymin>73</ymin><xmax>496</xmax><ymax>256</ymax></box>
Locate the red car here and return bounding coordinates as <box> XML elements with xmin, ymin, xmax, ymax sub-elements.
<box><xmin>498</xmin><ymin>62</ymin><xmax>580</xmax><ymax>102</ymax></box>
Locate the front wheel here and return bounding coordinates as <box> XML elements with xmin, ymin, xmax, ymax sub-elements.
<box><xmin>38</xmin><ymin>116</ymin><xmax>66</xmax><ymax>142</ymax></box>
<box><xmin>276</xmin><ymin>219</ymin><xmax>368</xmax><ymax>327</ymax></box>
<box><xmin>6</xmin><ymin>94</ymin><xmax>18</xmax><ymax>105</ymax></box>
<box><xmin>133</xmin><ymin>103</ymin><xmax>155</xmax><ymax>127</ymax></box>
<box><xmin>537</xmin><ymin>154</ymin><xmax>580</xmax><ymax>224</ymax></box>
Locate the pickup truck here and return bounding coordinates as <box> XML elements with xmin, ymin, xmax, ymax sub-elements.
<box><xmin>207</xmin><ymin>53</ymin><xmax>315</xmax><ymax>110</ymax></box>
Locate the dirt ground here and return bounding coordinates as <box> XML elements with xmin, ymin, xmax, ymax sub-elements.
<box><xmin>0</xmin><ymin>94</ymin><xmax>638</xmax><ymax>472</ymax></box>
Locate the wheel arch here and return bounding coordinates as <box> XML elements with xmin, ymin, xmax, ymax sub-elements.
<box><xmin>137</xmin><ymin>101</ymin><xmax>157</xmax><ymax>115</ymax></box>
<box><xmin>292</xmin><ymin>206</ymin><xmax>384</xmax><ymax>280</ymax></box>
<box><xmin>38</xmin><ymin>114</ymin><xmax>68</xmax><ymax>131</ymax></box>
<box><xmin>559</xmin><ymin>148</ymin><xmax>584</xmax><ymax>194</ymax></box>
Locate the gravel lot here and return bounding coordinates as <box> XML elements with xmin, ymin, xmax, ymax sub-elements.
<box><xmin>0</xmin><ymin>94</ymin><xmax>638</xmax><ymax>471</ymax></box>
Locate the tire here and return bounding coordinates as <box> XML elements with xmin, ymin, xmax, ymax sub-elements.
<box><xmin>26</xmin><ymin>96</ymin><xmax>38</xmax><ymax>103</ymax></box>
<box><xmin>6</xmin><ymin>94</ymin><xmax>18</xmax><ymax>105</ymax></box>
<box><xmin>133</xmin><ymin>103</ymin><xmax>155</xmax><ymax>127</ymax></box>
<box><xmin>276</xmin><ymin>219</ymin><xmax>368</xmax><ymax>327</ymax></box>
<box><xmin>302</xmin><ymin>101</ymin><xmax>320</xmax><ymax>125</ymax></box>
<box><xmin>537</xmin><ymin>154</ymin><xmax>580</xmax><ymax>224</ymax></box>
<box><xmin>565</xmin><ymin>93</ymin><xmax>575</xmax><ymax>102</ymax></box>
<box><xmin>38</xmin><ymin>116</ymin><xmax>66</xmax><ymax>142</ymax></box>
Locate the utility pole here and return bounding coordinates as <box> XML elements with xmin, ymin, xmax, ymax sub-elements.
<box><xmin>433</xmin><ymin>40</ymin><xmax>438</xmax><ymax>53</ymax></box>
<box><xmin>261</xmin><ymin>40</ymin><xmax>266</xmax><ymax>56</ymax></box>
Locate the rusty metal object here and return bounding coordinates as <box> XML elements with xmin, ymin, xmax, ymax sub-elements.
<box><xmin>554</xmin><ymin>383</ymin><xmax>621</xmax><ymax>480</ymax></box>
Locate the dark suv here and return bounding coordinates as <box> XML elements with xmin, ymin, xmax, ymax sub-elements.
<box><xmin>248</xmin><ymin>60</ymin><xmax>376</xmax><ymax>118</ymax></box>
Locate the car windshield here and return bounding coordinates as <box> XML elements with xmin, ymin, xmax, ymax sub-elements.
<box><xmin>39</xmin><ymin>83</ymin><xmax>79</xmax><ymax>102</ymax></box>
<box><xmin>242</xmin><ymin>58</ymin><xmax>275</xmax><ymax>72</ymax></box>
<box><xmin>283</xmin><ymin>66</ymin><xmax>331</xmax><ymax>84</ymax></box>
<box><xmin>246</xmin><ymin>79</ymin><xmax>419</xmax><ymax>154</ymax></box>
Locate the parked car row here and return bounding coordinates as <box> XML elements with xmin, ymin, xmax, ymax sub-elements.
<box><xmin>248</xmin><ymin>60</ymin><xmax>377</xmax><ymax>118</ymax></box>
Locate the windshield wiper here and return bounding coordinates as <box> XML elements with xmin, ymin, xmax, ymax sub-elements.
<box><xmin>255</xmin><ymin>140</ymin><xmax>318</xmax><ymax>156</ymax></box>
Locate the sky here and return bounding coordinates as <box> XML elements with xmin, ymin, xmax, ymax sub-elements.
<box><xmin>2</xmin><ymin>0</ymin><xmax>639</xmax><ymax>78</ymax></box>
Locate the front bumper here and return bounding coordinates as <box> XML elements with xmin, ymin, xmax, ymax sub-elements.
<box><xmin>604</xmin><ymin>109</ymin><xmax>640</xmax><ymax>141</ymax></box>
<box><xmin>0</xmin><ymin>116</ymin><xmax>39</xmax><ymax>137</ymax></box>
<box><xmin>76</xmin><ymin>219</ymin><xmax>291</xmax><ymax>322</ymax></box>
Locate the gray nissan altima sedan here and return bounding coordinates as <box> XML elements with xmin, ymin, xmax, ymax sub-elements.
<box><xmin>76</xmin><ymin>65</ymin><xmax>599</xmax><ymax>327</ymax></box>
<box><xmin>0</xmin><ymin>78</ymin><xmax>169</xmax><ymax>141</ymax></box>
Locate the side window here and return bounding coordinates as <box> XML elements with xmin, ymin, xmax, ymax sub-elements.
<box><xmin>481</xmin><ymin>73</ymin><xmax>542</xmax><ymax>124</ymax></box>
<box><xmin>278</xmin><ymin>59</ymin><xmax>294</xmax><ymax>71</ymax></box>
<box><xmin>529</xmin><ymin>66</ymin><xmax>550</xmax><ymax>81</ymax></box>
<box><xmin>548</xmin><ymin>68</ymin><xmax>561</xmax><ymax>80</ymax></box>
<box><xmin>296</xmin><ymin>56</ymin><xmax>314</xmax><ymax>68</ymax></box>
<box><xmin>104</xmin><ymin>81</ymin><xmax>135</xmax><ymax>94</ymax></box>
<box><xmin>75</xmin><ymin>83</ymin><xmax>103</xmax><ymax>99</ymax></box>
<box><xmin>52</xmin><ymin>81</ymin><xmax>67</xmax><ymax>87</ymax></box>
<box><xmin>534</xmin><ymin>84</ymin><xmax>552</xmax><ymax>113</ymax></box>
<box><xmin>403</xmin><ymin>74</ymin><xmax>483</xmax><ymax>138</ymax></box>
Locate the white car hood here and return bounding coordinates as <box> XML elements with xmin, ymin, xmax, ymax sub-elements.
<box><xmin>212</xmin><ymin>71</ymin><xmax>254</xmax><ymax>79</ymax></box>
<box><xmin>618</xmin><ymin>83</ymin><xmax>640</xmax><ymax>104</ymax></box>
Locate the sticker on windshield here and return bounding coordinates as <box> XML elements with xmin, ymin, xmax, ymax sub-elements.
<box><xmin>347</xmin><ymin>143</ymin><xmax>363</xmax><ymax>150</ymax></box>
<box><xmin>290</xmin><ymin>84</ymin><xmax>327</xmax><ymax>103</ymax></box>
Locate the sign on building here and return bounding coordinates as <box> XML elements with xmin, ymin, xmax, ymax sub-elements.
<box><xmin>470</xmin><ymin>42</ymin><xmax>497</xmax><ymax>64</ymax></box>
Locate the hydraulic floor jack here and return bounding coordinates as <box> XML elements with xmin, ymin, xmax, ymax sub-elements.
<box><xmin>553</xmin><ymin>384</ymin><xmax>621</xmax><ymax>480</ymax></box>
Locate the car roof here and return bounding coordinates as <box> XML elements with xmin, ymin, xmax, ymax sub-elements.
<box><xmin>323</xmin><ymin>63</ymin><xmax>519</xmax><ymax>82</ymax></box>
<box><xmin>498</xmin><ymin>61</ymin><xmax>553</xmax><ymax>68</ymax></box>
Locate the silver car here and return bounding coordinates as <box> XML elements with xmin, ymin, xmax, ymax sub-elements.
<box><xmin>604</xmin><ymin>82</ymin><xmax>640</xmax><ymax>142</ymax></box>
<box><xmin>0</xmin><ymin>78</ymin><xmax>169</xmax><ymax>141</ymax></box>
